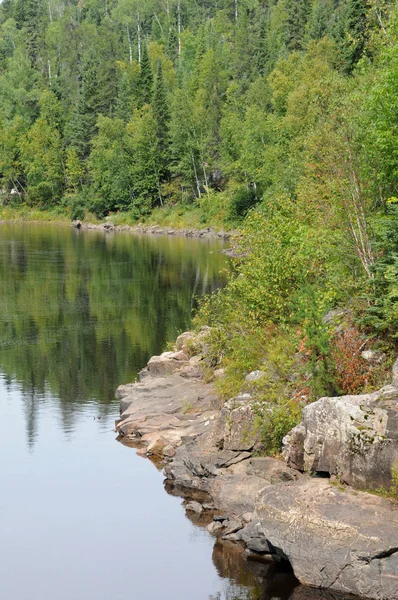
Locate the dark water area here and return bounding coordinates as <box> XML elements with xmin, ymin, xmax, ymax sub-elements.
<box><xmin>0</xmin><ymin>224</ymin><xmax>354</xmax><ymax>600</ymax></box>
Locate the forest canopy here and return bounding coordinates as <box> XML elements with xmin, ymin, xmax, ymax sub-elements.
<box><xmin>0</xmin><ymin>0</ymin><xmax>396</xmax><ymax>221</ymax></box>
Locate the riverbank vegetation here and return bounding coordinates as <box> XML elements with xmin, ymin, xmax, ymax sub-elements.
<box><xmin>1</xmin><ymin>0</ymin><xmax>398</xmax><ymax>453</ymax></box>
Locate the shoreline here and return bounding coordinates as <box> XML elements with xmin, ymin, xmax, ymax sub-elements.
<box><xmin>75</xmin><ymin>220</ymin><xmax>234</xmax><ymax>240</ymax></box>
<box><xmin>0</xmin><ymin>214</ymin><xmax>235</xmax><ymax>240</ymax></box>
<box><xmin>115</xmin><ymin>330</ymin><xmax>398</xmax><ymax>600</ymax></box>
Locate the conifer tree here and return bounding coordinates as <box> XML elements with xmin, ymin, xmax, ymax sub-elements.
<box><xmin>153</xmin><ymin>59</ymin><xmax>170</xmax><ymax>182</ymax></box>
<box><xmin>167</xmin><ymin>27</ymin><xmax>178</xmax><ymax>62</ymax></box>
<box><xmin>21</xmin><ymin>0</ymin><xmax>43</xmax><ymax>64</ymax></box>
<box><xmin>252</xmin><ymin>8</ymin><xmax>270</xmax><ymax>76</ymax></box>
<box><xmin>74</xmin><ymin>55</ymin><xmax>102</xmax><ymax>157</ymax></box>
<box><xmin>307</xmin><ymin>0</ymin><xmax>334</xmax><ymax>41</ymax></box>
<box><xmin>285</xmin><ymin>0</ymin><xmax>312</xmax><ymax>51</ymax></box>
<box><xmin>0</xmin><ymin>0</ymin><xmax>15</xmax><ymax>23</ymax></box>
<box><xmin>116</xmin><ymin>71</ymin><xmax>133</xmax><ymax>123</ymax></box>
<box><xmin>333</xmin><ymin>0</ymin><xmax>369</xmax><ymax>72</ymax></box>
<box><xmin>137</xmin><ymin>44</ymin><xmax>153</xmax><ymax>107</ymax></box>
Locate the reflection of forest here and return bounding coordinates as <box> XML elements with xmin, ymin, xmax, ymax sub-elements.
<box><xmin>0</xmin><ymin>224</ymin><xmax>228</xmax><ymax>444</ymax></box>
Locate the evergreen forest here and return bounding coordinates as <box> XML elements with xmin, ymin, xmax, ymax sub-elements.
<box><xmin>1</xmin><ymin>0</ymin><xmax>398</xmax><ymax>449</ymax></box>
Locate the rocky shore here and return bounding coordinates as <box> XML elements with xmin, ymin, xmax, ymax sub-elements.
<box><xmin>115</xmin><ymin>330</ymin><xmax>398</xmax><ymax>600</ymax></box>
<box><xmin>74</xmin><ymin>220</ymin><xmax>234</xmax><ymax>240</ymax></box>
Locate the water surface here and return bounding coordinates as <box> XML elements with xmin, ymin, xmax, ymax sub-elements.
<box><xmin>0</xmin><ymin>224</ymin><xmax>350</xmax><ymax>600</ymax></box>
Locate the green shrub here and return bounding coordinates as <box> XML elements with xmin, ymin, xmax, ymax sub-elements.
<box><xmin>68</xmin><ymin>195</ymin><xmax>85</xmax><ymax>221</ymax></box>
<box><xmin>229</xmin><ymin>186</ymin><xmax>262</xmax><ymax>219</ymax></box>
<box><xmin>255</xmin><ymin>398</ymin><xmax>302</xmax><ymax>456</ymax></box>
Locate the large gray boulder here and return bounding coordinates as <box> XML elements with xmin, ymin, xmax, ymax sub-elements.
<box><xmin>255</xmin><ymin>479</ymin><xmax>398</xmax><ymax>599</ymax></box>
<box><xmin>283</xmin><ymin>382</ymin><xmax>398</xmax><ymax>490</ymax></box>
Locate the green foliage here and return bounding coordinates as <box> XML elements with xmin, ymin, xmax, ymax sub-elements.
<box><xmin>256</xmin><ymin>399</ymin><xmax>302</xmax><ymax>456</ymax></box>
<box><xmin>137</xmin><ymin>44</ymin><xmax>153</xmax><ymax>108</ymax></box>
<box><xmin>89</xmin><ymin>115</ymin><xmax>132</xmax><ymax>216</ymax></box>
<box><xmin>19</xmin><ymin>115</ymin><xmax>63</xmax><ymax>204</ymax></box>
<box><xmin>360</xmin><ymin>201</ymin><xmax>398</xmax><ymax>334</ymax></box>
<box><xmin>152</xmin><ymin>59</ymin><xmax>171</xmax><ymax>187</ymax></box>
<box><xmin>126</xmin><ymin>105</ymin><xmax>161</xmax><ymax>210</ymax></box>
<box><xmin>229</xmin><ymin>186</ymin><xmax>262</xmax><ymax>219</ymax></box>
<box><xmin>0</xmin><ymin>0</ymin><xmax>395</xmax><ymax>226</ymax></box>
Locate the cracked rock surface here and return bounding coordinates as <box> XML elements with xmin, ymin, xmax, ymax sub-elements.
<box><xmin>255</xmin><ymin>478</ymin><xmax>398</xmax><ymax>599</ymax></box>
<box><xmin>283</xmin><ymin>362</ymin><xmax>398</xmax><ymax>490</ymax></box>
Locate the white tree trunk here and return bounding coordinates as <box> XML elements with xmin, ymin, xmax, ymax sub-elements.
<box><xmin>126</xmin><ymin>24</ymin><xmax>133</xmax><ymax>63</ymax></box>
<box><xmin>178</xmin><ymin>0</ymin><xmax>182</xmax><ymax>55</ymax></box>
<box><xmin>137</xmin><ymin>14</ymin><xmax>141</xmax><ymax>63</ymax></box>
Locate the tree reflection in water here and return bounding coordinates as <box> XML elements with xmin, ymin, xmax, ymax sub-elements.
<box><xmin>0</xmin><ymin>224</ymin><xmax>228</xmax><ymax>447</ymax></box>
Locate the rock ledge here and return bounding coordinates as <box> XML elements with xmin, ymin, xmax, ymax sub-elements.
<box><xmin>115</xmin><ymin>333</ymin><xmax>398</xmax><ymax>600</ymax></box>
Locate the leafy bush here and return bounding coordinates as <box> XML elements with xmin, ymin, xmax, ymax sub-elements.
<box><xmin>360</xmin><ymin>201</ymin><xmax>398</xmax><ymax>336</ymax></box>
<box><xmin>255</xmin><ymin>398</ymin><xmax>302</xmax><ymax>456</ymax></box>
<box><xmin>68</xmin><ymin>195</ymin><xmax>85</xmax><ymax>221</ymax></box>
<box><xmin>229</xmin><ymin>186</ymin><xmax>262</xmax><ymax>219</ymax></box>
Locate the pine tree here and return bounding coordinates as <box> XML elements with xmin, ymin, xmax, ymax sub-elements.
<box><xmin>137</xmin><ymin>44</ymin><xmax>153</xmax><ymax>108</ymax></box>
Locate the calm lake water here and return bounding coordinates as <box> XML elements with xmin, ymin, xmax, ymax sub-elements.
<box><xmin>0</xmin><ymin>224</ymin><xmax>349</xmax><ymax>600</ymax></box>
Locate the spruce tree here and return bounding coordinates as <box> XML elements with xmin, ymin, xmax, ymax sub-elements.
<box><xmin>306</xmin><ymin>0</ymin><xmax>334</xmax><ymax>41</ymax></box>
<box><xmin>66</xmin><ymin>96</ymin><xmax>87</xmax><ymax>159</ymax></box>
<box><xmin>167</xmin><ymin>27</ymin><xmax>178</xmax><ymax>62</ymax></box>
<box><xmin>285</xmin><ymin>0</ymin><xmax>312</xmax><ymax>51</ymax></box>
<box><xmin>152</xmin><ymin>59</ymin><xmax>170</xmax><ymax>181</ymax></box>
<box><xmin>333</xmin><ymin>0</ymin><xmax>369</xmax><ymax>72</ymax></box>
<box><xmin>137</xmin><ymin>44</ymin><xmax>153</xmax><ymax>107</ymax></box>
<box><xmin>115</xmin><ymin>71</ymin><xmax>133</xmax><ymax>123</ymax></box>
<box><xmin>65</xmin><ymin>56</ymin><xmax>100</xmax><ymax>160</ymax></box>
<box><xmin>252</xmin><ymin>8</ymin><xmax>270</xmax><ymax>76</ymax></box>
<box><xmin>21</xmin><ymin>0</ymin><xmax>43</xmax><ymax>64</ymax></box>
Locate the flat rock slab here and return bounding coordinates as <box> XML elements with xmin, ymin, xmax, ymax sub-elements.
<box><xmin>117</xmin><ymin>375</ymin><xmax>217</xmax><ymax>427</ymax></box>
<box><xmin>209</xmin><ymin>474</ymin><xmax>268</xmax><ymax>515</ymax></box>
<box><xmin>255</xmin><ymin>478</ymin><xmax>398</xmax><ymax>599</ymax></box>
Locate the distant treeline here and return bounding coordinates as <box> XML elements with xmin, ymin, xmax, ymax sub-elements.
<box><xmin>0</xmin><ymin>0</ymin><xmax>396</xmax><ymax>222</ymax></box>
